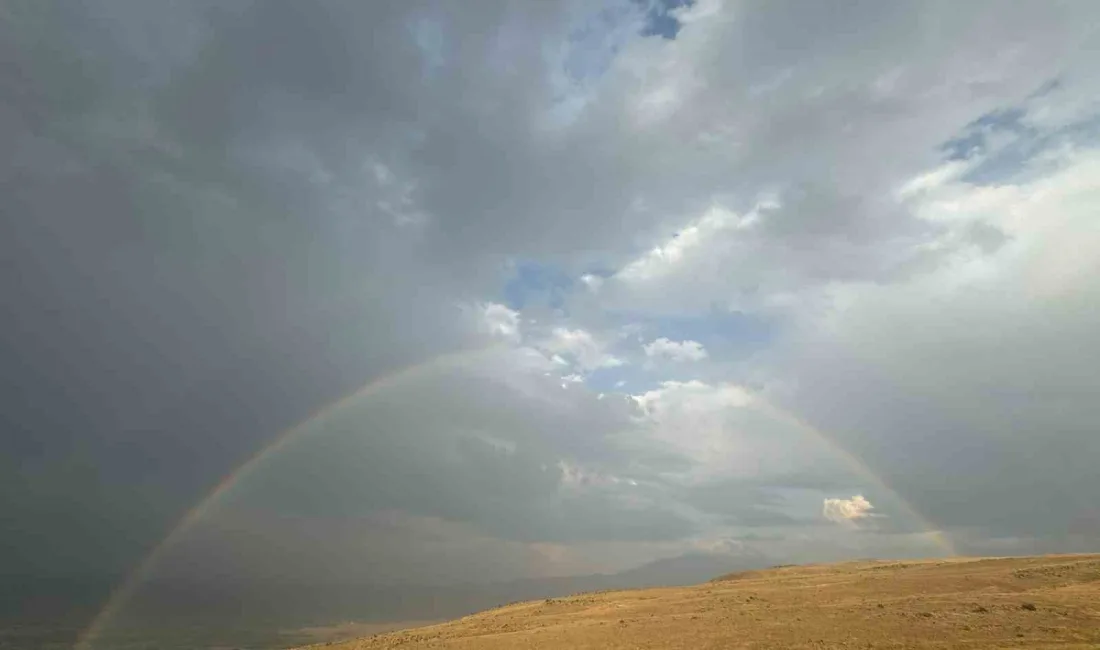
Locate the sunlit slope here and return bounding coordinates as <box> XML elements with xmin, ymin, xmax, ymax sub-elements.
<box><xmin>313</xmin><ymin>554</ymin><xmax>1100</xmax><ymax>649</ymax></box>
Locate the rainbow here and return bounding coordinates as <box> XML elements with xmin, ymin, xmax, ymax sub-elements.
<box><xmin>750</xmin><ymin>399</ymin><xmax>958</xmax><ymax>556</ymax></box>
<box><xmin>75</xmin><ymin>346</ymin><xmax>954</xmax><ymax>649</ymax></box>
<box><xmin>73</xmin><ymin>345</ymin><xmax>503</xmax><ymax>649</ymax></box>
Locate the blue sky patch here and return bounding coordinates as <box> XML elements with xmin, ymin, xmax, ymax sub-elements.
<box><xmin>502</xmin><ymin>260</ymin><xmax>575</xmax><ymax>311</ymax></box>
<box><xmin>937</xmin><ymin>78</ymin><xmax>1100</xmax><ymax>185</ymax></box>
<box><xmin>409</xmin><ymin>13</ymin><xmax>446</xmax><ymax>78</ymax></box>
<box><xmin>634</xmin><ymin>0</ymin><xmax>694</xmax><ymax>39</ymax></box>
<box><xmin>561</xmin><ymin>0</ymin><xmax>694</xmax><ymax>86</ymax></box>
<box><xmin>583</xmin><ymin>364</ymin><xmax>637</xmax><ymax>392</ymax></box>
<box><xmin>940</xmin><ymin>107</ymin><xmax>1028</xmax><ymax>162</ymax></box>
<box><xmin>967</xmin><ymin>113</ymin><xmax>1100</xmax><ymax>184</ymax></box>
<box><xmin>563</xmin><ymin>4</ymin><xmax>638</xmax><ymax>82</ymax></box>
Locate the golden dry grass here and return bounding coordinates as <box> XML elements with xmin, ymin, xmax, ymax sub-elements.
<box><xmin>312</xmin><ymin>554</ymin><xmax>1100</xmax><ymax>649</ymax></box>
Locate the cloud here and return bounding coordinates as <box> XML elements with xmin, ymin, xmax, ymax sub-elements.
<box><xmin>626</xmin><ymin>380</ymin><xmax>859</xmax><ymax>496</ymax></box>
<box><xmin>823</xmin><ymin>496</ymin><xmax>875</xmax><ymax>524</ymax></box>
<box><xmin>615</xmin><ymin>205</ymin><xmax>761</xmax><ymax>284</ymax></box>
<box><xmin>476</xmin><ymin>302</ymin><xmax>522</xmax><ymax>342</ymax></box>
<box><xmin>579</xmin><ymin>273</ymin><xmax>604</xmax><ymax>291</ymax></box>
<box><xmin>643</xmin><ymin>337</ymin><xmax>708</xmax><ymax>362</ymax></box>
<box><xmin>537</xmin><ymin>327</ymin><xmax>624</xmax><ymax>372</ymax></box>
<box><xmin>560</xmin><ymin>373</ymin><xmax>585</xmax><ymax>387</ymax></box>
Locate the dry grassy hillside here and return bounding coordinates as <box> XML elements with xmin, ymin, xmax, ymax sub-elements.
<box><xmin>309</xmin><ymin>554</ymin><xmax>1100</xmax><ymax>649</ymax></box>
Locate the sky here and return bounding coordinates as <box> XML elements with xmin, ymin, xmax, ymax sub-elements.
<box><xmin>2</xmin><ymin>0</ymin><xmax>1100</xmax><ymax>624</ymax></box>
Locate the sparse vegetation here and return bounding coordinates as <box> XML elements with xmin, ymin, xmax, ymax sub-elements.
<box><xmin>310</xmin><ymin>554</ymin><xmax>1100</xmax><ymax>649</ymax></box>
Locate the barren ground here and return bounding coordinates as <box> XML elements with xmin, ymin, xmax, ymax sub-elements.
<box><xmin>310</xmin><ymin>554</ymin><xmax>1100</xmax><ymax>649</ymax></box>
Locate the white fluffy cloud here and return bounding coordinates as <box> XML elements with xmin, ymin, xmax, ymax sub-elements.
<box><xmin>823</xmin><ymin>496</ymin><xmax>875</xmax><ymax>524</ymax></box>
<box><xmin>643</xmin><ymin>337</ymin><xmax>708</xmax><ymax>362</ymax></box>
<box><xmin>476</xmin><ymin>302</ymin><xmax>522</xmax><ymax>342</ymax></box>
<box><xmin>579</xmin><ymin>273</ymin><xmax>604</xmax><ymax>291</ymax></box>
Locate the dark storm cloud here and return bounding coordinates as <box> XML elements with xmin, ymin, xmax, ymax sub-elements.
<box><xmin>0</xmin><ymin>0</ymin><xmax>519</xmax><ymax>578</ymax></box>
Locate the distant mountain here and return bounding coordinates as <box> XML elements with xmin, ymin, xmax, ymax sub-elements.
<box><xmin>469</xmin><ymin>551</ymin><xmax>772</xmax><ymax>607</ymax></box>
<box><xmin>607</xmin><ymin>551</ymin><xmax>771</xmax><ymax>588</ymax></box>
<box><xmin>74</xmin><ymin>551</ymin><xmax>773</xmax><ymax>649</ymax></box>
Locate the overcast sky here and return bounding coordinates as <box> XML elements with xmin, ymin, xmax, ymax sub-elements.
<box><xmin>3</xmin><ymin>0</ymin><xmax>1099</xmax><ymax>606</ymax></box>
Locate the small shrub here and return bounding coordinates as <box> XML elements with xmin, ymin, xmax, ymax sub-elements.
<box><xmin>1021</xmin><ymin>602</ymin><xmax>1037</xmax><ymax>611</ymax></box>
